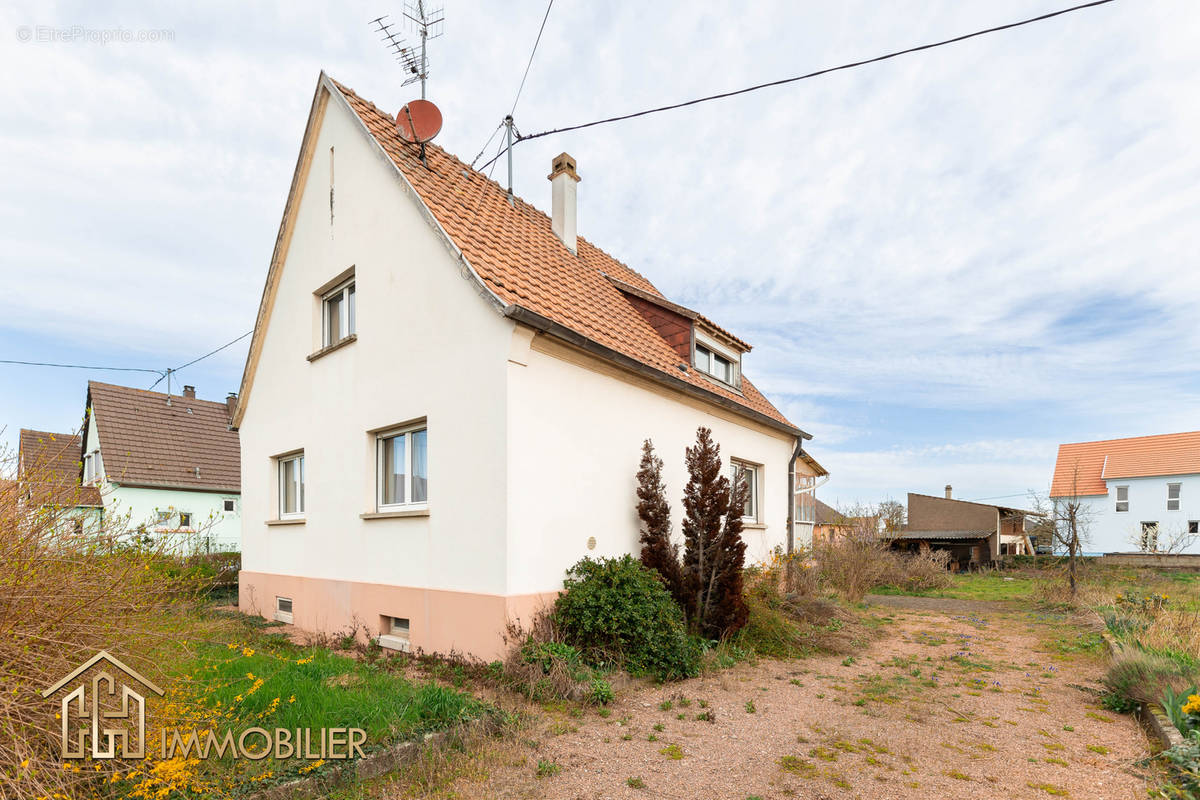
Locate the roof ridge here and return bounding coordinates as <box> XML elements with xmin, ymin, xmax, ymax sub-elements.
<box><xmin>1058</xmin><ymin>430</ymin><xmax>1200</xmax><ymax>448</ymax></box>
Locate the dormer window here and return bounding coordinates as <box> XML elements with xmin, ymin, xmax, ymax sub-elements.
<box><xmin>692</xmin><ymin>332</ymin><xmax>741</xmax><ymax>388</ymax></box>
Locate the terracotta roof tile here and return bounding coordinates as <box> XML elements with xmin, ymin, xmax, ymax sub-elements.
<box><xmin>330</xmin><ymin>79</ymin><xmax>795</xmax><ymax>431</ymax></box>
<box><xmin>87</xmin><ymin>381</ymin><xmax>240</xmax><ymax>492</ymax></box>
<box><xmin>1050</xmin><ymin>430</ymin><xmax>1200</xmax><ymax>497</ymax></box>
<box><xmin>18</xmin><ymin>428</ymin><xmax>102</xmax><ymax>507</ymax></box>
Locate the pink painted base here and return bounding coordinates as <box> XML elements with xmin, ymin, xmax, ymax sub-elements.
<box><xmin>239</xmin><ymin>570</ymin><xmax>558</xmax><ymax>660</ymax></box>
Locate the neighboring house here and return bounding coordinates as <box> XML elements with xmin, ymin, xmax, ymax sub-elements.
<box><xmin>79</xmin><ymin>381</ymin><xmax>242</xmax><ymax>552</ymax></box>
<box><xmin>893</xmin><ymin>486</ymin><xmax>1036</xmax><ymax>569</ymax></box>
<box><xmin>17</xmin><ymin>428</ymin><xmax>103</xmax><ymax>532</ymax></box>
<box><xmin>1050</xmin><ymin>431</ymin><xmax>1200</xmax><ymax>554</ymax></box>
<box><xmin>233</xmin><ymin>73</ymin><xmax>828</xmax><ymax>659</ymax></box>
<box><xmin>811</xmin><ymin>499</ymin><xmax>859</xmax><ymax>545</ymax></box>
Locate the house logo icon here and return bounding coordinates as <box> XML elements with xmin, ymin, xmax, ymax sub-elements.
<box><xmin>40</xmin><ymin>650</ymin><xmax>164</xmax><ymax>760</ymax></box>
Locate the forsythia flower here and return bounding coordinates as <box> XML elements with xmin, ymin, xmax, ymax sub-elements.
<box><xmin>1182</xmin><ymin>694</ymin><xmax>1200</xmax><ymax>716</ymax></box>
<box><xmin>242</xmin><ymin>647</ymin><xmax>255</xmax><ymax>657</ymax></box>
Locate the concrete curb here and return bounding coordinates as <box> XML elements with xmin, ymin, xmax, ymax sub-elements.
<box><xmin>249</xmin><ymin>718</ymin><xmax>490</xmax><ymax>800</ymax></box>
<box><xmin>1099</xmin><ymin>630</ymin><xmax>1187</xmax><ymax>751</ymax></box>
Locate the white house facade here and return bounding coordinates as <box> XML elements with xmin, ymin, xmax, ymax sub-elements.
<box><xmin>1050</xmin><ymin>431</ymin><xmax>1200</xmax><ymax>554</ymax></box>
<box><xmin>233</xmin><ymin>74</ymin><xmax>826</xmax><ymax>659</ymax></box>
<box><xmin>80</xmin><ymin>381</ymin><xmax>242</xmax><ymax>552</ymax></box>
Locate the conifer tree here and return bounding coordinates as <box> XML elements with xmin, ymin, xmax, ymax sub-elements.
<box><xmin>636</xmin><ymin>439</ymin><xmax>683</xmax><ymax>605</ymax></box>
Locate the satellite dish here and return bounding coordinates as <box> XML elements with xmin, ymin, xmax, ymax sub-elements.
<box><xmin>395</xmin><ymin>99</ymin><xmax>443</xmax><ymax>144</ymax></box>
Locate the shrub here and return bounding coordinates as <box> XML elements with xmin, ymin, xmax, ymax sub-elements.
<box><xmin>1160</xmin><ymin>730</ymin><xmax>1200</xmax><ymax>797</ymax></box>
<box><xmin>636</xmin><ymin>439</ymin><xmax>684</xmax><ymax>605</ymax></box>
<box><xmin>1164</xmin><ymin>686</ymin><xmax>1200</xmax><ymax>737</ymax></box>
<box><xmin>554</xmin><ymin>556</ymin><xmax>701</xmax><ymax>681</ymax></box>
<box><xmin>493</xmin><ymin>619</ymin><xmax>604</xmax><ymax>703</ymax></box>
<box><xmin>1102</xmin><ymin>649</ymin><xmax>1200</xmax><ymax>709</ymax></box>
<box><xmin>733</xmin><ymin>571</ymin><xmax>861</xmax><ymax>659</ymax></box>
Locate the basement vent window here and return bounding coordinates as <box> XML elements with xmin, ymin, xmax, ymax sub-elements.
<box><xmin>275</xmin><ymin>597</ymin><xmax>293</xmax><ymax>624</ymax></box>
<box><xmin>377</xmin><ymin>616</ymin><xmax>411</xmax><ymax>652</ymax></box>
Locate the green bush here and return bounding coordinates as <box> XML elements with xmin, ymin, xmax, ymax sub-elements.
<box><xmin>1160</xmin><ymin>730</ymin><xmax>1200</xmax><ymax>798</ymax></box>
<box><xmin>554</xmin><ymin>556</ymin><xmax>701</xmax><ymax>681</ymax></box>
<box><xmin>521</xmin><ymin>639</ymin><xmax>584</xmax><ymax>676</ymax></box>
<box><xmin>589</xmin><ymin>676</ymin><xmax>615</xmax><ymax>705</ymax></box>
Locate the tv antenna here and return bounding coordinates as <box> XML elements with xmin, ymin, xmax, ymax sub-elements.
<box><xmin>370</xmin><ymin>3</ymin><xmax>444</xmax><ymax>100</ymax></box>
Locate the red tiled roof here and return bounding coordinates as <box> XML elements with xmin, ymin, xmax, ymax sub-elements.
<box><xmin>1050</xmin><ymin>431</ymin><xmax>1200</xmax><ymax>498</ymax></box>
<box><xmin>329</xmin><ymin>78</ymin><xmax>795</xmax><ymax>432</ymax></box>
<box><xmin>18</xmin><ymin>428</ymin><xmax>102</xmax><ymax>507</ymax></box>
<box><xmin>86</xmin><ymin>381</ymin><xmax>240</xmax><ymax>492</ymax></box>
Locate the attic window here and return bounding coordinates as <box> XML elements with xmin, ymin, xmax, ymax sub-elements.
<box><xmin>323</xmin><ymin>279</ymin><xmax>356</xmax><ymax>347</ymax></box>
<box><xmin>692</xmin><ymin>332</ymin><xmax>741</xmax><ymax>387</ymax></box>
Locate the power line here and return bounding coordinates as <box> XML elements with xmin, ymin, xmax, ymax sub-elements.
<box><xmin>480</xmin><ymin>0</ymin><xmax>1116</xmax><ymax>165</ymax></box>
<box><xmin>148</xmin><ymin>331</ymin><xmax>254</xmax><ymax>393</ymax></box>
<box><xmin>509</xmin><ymin>0</ymin><xmax>554</xmax><ymax>117</ymax></box>
<box><xmin>0</xmin><ymin>359</ymin><xmax>164</xmax><ymax>376</ymax></box>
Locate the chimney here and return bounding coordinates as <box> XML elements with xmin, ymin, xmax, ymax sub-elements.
<box><xmin>945</xmin><ymin>484</ymin><xmax>953</xmax><ymax>499</ymax></box>
<box><xmin>226</xmin><ymin>392</ymin><xmax>237</xmax><ymax>421</ymax></box>
<box><xmin>182</xmin><ymin>385</ymin><xmax>196</xmax><ymax>399</ymax></box>
<box><xmin>548</xmin><ymin>153</ymin><xmax>580</xmax><ymax>254</ymax></box>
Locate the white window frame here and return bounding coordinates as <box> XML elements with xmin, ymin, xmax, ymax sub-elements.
<box><xmin>1115</xmin><ymin>485</ymin><xmax>1129</xmax><ymax>513</ymax></box>
<box><xmin>322</xmin><ymin>279</ymin><xmax>356</xmax><ymax>347</ymax></box>
<box><xmin>152</xmin><ymin>510</ymin><xmax>172</xmax><ymax>529</ymax></box>
<box><xmin>278</xmin><ymin>452</ymin><xmax>305</xmax><ymax>519</ymax></box>
<box><xmin>178</xmin><ymin>511</ymin><xmax>193</xmax><ymax>529</ymax></box>
<box><xmin>83</xmin><ymin>449</ymin><xmax>102</xmax><ymax>485</ymax></box>
<box><xmin>275</xmin><ymin>596</ymin><xmax>293</xmax><ymax>624</ymax></box>
<box><xmin>1167</xmin><ymin>482</ymin><xmax>1181</xmax><ymax>511</ymax></box>
<box><xmin>223</xmin><ymin>498</ymin><xmax>237</xmax><ymax>513</ymax></box>
<box><xmin>692</xmin><ymin>331</ymin><xmax>741</xmax><ymax>387</ymax></box>
<box><xmin>731</xmin><ymin>459</ymin><xmax>760</xmax><ymax>523</ymax></box>
<box><xmin>376</xmin><ymin>424</ymin><xmax>429</xmax><ymax>511</ymax></box>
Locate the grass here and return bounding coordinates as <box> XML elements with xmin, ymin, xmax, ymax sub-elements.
<box><xmin>179</xmin><ymin>641</ymin><xmax>481</xmax><ymax>741</ymax></box>
<box><xmin>873</xmin><ymin>574</ymin><xmax>1034</xmax><ymax>602</ymax></box>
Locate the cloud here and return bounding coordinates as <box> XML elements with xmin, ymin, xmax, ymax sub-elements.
<box><xmin>1</xmin><ymin>0</ymin><xmax>1197</xmax><ymax>502</ymax></box>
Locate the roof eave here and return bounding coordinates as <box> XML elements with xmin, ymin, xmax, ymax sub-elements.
<box><xmin>504</xmin><ymin>304</ymin><xmax>806</xmax><ymax>440</ymax></box>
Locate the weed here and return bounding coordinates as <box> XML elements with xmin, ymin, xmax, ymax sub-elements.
<box><xmin>778</xmin><ymin>756</ymin><xmax>818</xmax><ymax>777</ymax></box>
<box><xmin>626</xmin><ymin>776</ymin><xmax>646</xmax><ymax>789</ymax></box>
<box><xmin>660</xmin><ymin>743</ymin><xmax>684</xmax><ymax>760</ymax></box>
<box><xmin>1086</xmin><ymin>744</ymin><xmax>1109</xmax><ymax>754</ymax></box>
<box><xmin>945</xmin><ymin>769</ymin><xmax>971</xmax><ymax>781</ymax></box>
<box><xmin>1027</xmin><ymin>782</ymin><xmax>1069</xmax><ymax>796</ymax></box>
<box><xmin>535</xmin><ymin>759</ymin><xmax>561</xmax><ymax>778</ymax></box>
<box><xmin>745</xmin><ymin>700</ymin><xmax>757</xmax><ymax>713</ymax></box>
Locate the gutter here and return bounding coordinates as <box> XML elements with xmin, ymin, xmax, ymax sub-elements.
<box><xmin>503</xmin><ymin>304</ymin><xmax>810</xmax><ymax>440</ymax></box>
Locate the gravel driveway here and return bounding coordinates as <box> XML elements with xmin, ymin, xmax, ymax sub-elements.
<box><xmin>427</xmin><ymin>603</ymin><xmax>1152</xmax><ymax>799</ymax></box>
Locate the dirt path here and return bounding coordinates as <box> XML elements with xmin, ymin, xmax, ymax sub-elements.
<box><xmin>375</xmin><ymin>606</ymin><xmax>1154</xmax><ymax>799</ymax></box>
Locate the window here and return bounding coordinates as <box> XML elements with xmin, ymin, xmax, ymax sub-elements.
<box><xmin>377</xmin><ymin>425</ymin><xmax>428</xmax><ymax>509</ymax></box>
<box><xmin>390</xmin><ymin>617</ymin><xmax>410</xmax><ymax>638</ymax></box>
<box><xmin>692</xmin><ymin>332</ymin><xmax>741</xmax><ymax>387</ymax></box>
<box><xmin>1168</xmin><ymin>483</ymin><xmax>1181</xmax><ymax>511</ymax></box>
<box><xmin>322</xmin><ymin>280</ymin><xmax>355</xmax><ymax>347</ymax></box>
<box><xmin>83</xmin><ymin>450</ymin><xmax>102</xmax><ymax>484</ymax></box>
<box><xmin>1115</xmin><ymin>486</ymin><xmax>1129</xmax><ymax>513</ymax></box>
<box><xmin>278</xmin><ymin>453</ymin><xmax>305</xmax><ymax>518</ymax></box>
<box><xmin>275</xmin><ymin>597</ymin><xmax>293</xmax><ymax>624</ymax></box>
<box><xmin>1189</xmin><ymin>521</ymin><xmax>1199</xmax><ymax>535</ymax></box>
<box><xmin>223</xmin><ymin>498</ymin><xmax>236</xmax><ymax>513</ymax></box>
<box><xmin>153</xmin><ymin>510</ymin><xmax>172</xmax><ymax>528</ymax></box>
<box><xmin>178</xmin><ymin>512</ymin><xmax>192</xmax><ymax>529</ymax></box>
<box><xmin>731</xmin><ymin>460</ymin><xmax>759</xmax><ymax>522</ymax></box>
<box><xmin>1141</xmin><ymin>521</ymin><xmax>1159</xmax><ymax>552</ymax></box>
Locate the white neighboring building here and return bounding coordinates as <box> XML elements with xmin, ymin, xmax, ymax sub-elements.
<box><xmin>232</xmin><ymin>73</ymin><xmax>827</xmax><ymax>659</ymax></box>
<box><xmin>80</xmin><ymin>381</ymin><xmax>242</xmax><ymax>552</ymax></box>
<box><xmin>1050</xmin><ymin>431</ymin><xmax>1200</xmax><ymax>554</ymax></box>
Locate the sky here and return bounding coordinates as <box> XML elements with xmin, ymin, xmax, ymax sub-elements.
<box><xmin>1</xmin><ymin>0</ymin><xmax>1198</xmax><ymax>508</ymax></box>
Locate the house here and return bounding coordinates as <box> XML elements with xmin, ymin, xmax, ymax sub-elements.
<box><xmin>17</xmin><ymin>428</ymin><xmax>103</xmax><ymax>532</ymax></box>
<box><xmin>1050</xmin><ymin>431</ymin><xmax>1200</xmax><ymax>554</ymax></box>
<box><xmin>811</xmin><ymin>499</ymin><xmax>859</xmax><ymax>545</ymax></box>
<box><xmin>232</xmin><ymin>73</ymin><xmax>828</xmax><ymax>659</ymax></box>
<box><xmin>78</xmin><ymin>381</ymin><xmax>242</xmax><ymax>552</ymax></box>
<box><xmin>892</xmin><ymin>486</ymin><xmax>1036</xmax><ymax>569</ymax></box>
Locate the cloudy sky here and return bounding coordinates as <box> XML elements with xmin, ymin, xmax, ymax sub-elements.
<box><xmin>2</xmin><ymin>0</ymin><xmax>1197</xmax><ymax>506</ymax></box>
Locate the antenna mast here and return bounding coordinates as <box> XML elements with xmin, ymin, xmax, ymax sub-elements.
<box><xmin>370</xmin><ymin>4</ymin><xmax>443</xmax><ymax>97</ymax></box>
